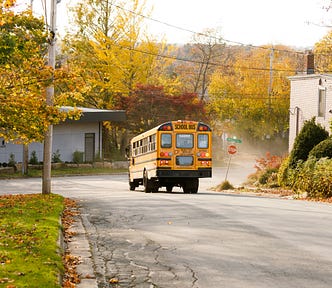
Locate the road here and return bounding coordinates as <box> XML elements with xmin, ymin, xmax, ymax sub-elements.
<box><xmin>1</xmin><ymin>165</ymin><xmax>332</xmax><ymax>287</ymax></box>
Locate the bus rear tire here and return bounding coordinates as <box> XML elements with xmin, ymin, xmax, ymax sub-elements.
<box><xmin>143</xmin><ymin>170</ymin><xmax>154</xmax><ymax>193</ymax></box>
<box><xmin>183</xmin><ymin>178</ymin><xmax>199</xmax><ymax>194</ymax></box>
<box><xmin>129</xmin><ymin>182</ymin><xmax>136</xmax><ymax>191</ymax></box>
<box><xmin>166</xmin><ymin>185</ymin><xmax>173</xmax><ymax>193</ymax></box>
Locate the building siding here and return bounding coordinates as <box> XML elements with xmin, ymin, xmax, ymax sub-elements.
<box><xmin>289</xmin><ymin>74</ymin><xmax>332</xmax><ymax>152</ymax></box>
<box><xmin>0</xmin><ymin>122</ymin><xmax>100</xmax><ymax>164</ymax></box>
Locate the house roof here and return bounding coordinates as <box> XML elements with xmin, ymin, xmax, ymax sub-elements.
<box><xmin>288</xmin><ymin>73</ymin><xmax>332</xmax><ymax>81</ymax></box>
<box><xmin>61</xmin><ymin>106</ymin><xmax>126</xmax><ymax>123</ymax></box>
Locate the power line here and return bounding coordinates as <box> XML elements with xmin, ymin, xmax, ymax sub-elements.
<box><xmin>109</xmin><ymin>2</ymin><xmax>307</xmax><ymax>56</ymax></box>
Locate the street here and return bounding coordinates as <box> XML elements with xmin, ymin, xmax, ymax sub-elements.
<box><xmin>1</xmin><ymin>165</ymin><xmax>332</xmax><ymax>287</ymax></box>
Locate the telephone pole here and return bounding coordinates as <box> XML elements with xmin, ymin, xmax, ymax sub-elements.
<box><xmin>42</xmin><ymin>0</ymin><xmax>57</xmax><ymax>194</ymax></box>
<box><xmin>268</xmin><ymin>47</ymin><xmax>274</xmax><ymax>111</ymax></box>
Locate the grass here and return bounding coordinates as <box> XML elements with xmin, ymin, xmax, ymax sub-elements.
<box><xmin>0</xmin><ymin>194</ymin><xmax>64</xmax><ymax>288</ymax></box>
<box><xmin>0</xmin><ymin>166</ymin><xmax>127</xmax><ymax>179</ymax></box>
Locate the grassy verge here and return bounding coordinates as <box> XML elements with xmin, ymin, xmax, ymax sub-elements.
<box><xmin>0</xmin><ymin>194</ymin><xmax>64</xmax><ymax>288</ymax></box>
<box><xmin>0</xmin><ymin>166</ymin><xmax>127</xmax><ymax>179</ymax></box>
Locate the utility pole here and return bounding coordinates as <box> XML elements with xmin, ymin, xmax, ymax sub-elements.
<box><xmin>268</xmin><ymin>47</ymin><xmax>274</xmax><ymax>111</ymax></box>
<box><xmin>42</xmin><ymin>0</ymin><xmax>57</xmax><ymax>194</ymax></box>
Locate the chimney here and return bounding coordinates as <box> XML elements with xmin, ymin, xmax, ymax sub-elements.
<box><xmin>306</xmin><ymin>51</ymin><xmax>315</xmax><ymax>74</ymax></box>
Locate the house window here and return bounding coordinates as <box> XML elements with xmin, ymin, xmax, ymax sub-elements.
<box><xmin>318</xmin><ymin>88</ymin><xmax>326</xmax><ymax>117</ymax></box>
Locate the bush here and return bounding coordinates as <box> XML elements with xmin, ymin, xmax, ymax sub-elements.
<box><xmin>293</xmin><ymin>157</ymin><xmax>332</xmax><ymax>199</ymax></box>
<box><xmin>29</xmin><ymin>151</ymin><xmax>39</xmax><ymax>165</ymax></box>
<box><xmin>309</xmin><ymin>137</ymin><xmax>332</xmax><ymax>159</ymax></box>
<box><xmin>277</xmin><ymin>156</ymin><xmax>290</xmax><ymax>187</ymax></box>
<box><xmin>288</xmin><ymin>117</ymin><xmax>329</xmax><ymax>168</ymax></box>
<box><xmin>216</xmin><ymin>180</ymin><xmax>234</xmax><ymax>191</ymax></box>
<box><xmin>72</xmin><ymin>151</ymin><xmax>84</xmax><ymax>164</ymax></box>
<box><xmin>8</xmin><ymin>153</ymin><xmax>16</xmax><ymax>167</ymax></box>
<box><xmin>258</xmin><ymin>168</ymin><xmax>278</xmax><ymax>185</ymax></box>
<box><xmin>52</xmin><ymin>149</ymin><xmax>62</xmax><ymax>163</ymax></box>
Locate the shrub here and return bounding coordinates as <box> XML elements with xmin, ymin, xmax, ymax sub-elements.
<box><xmin>8</xmin><ymin>153</ymin><xmax>16</xmax><ymax>167</ymax></box>
<box><xmin>252</xmin><ymin>152</ymin><xmax>284</xmax><ymax>187</ymax></box>
<box><xmin>29</xmin><ymin>151</ymin><xmax>39</xmax><ymax>165</ymax></box>
<box><xmin>254</xmin><ymin>152</ymin><xmax>283</xmax><ymax>172</ymax></box>
<box><xmin>309</xmin><ymin>137</ymin><xmax>332</xmax><ymax>159</ymax></box>
<box><xmin>277</xmin><ymin>156</ymin><xmax>290</xmax><ymax>187</ymax></box>
<box><xmin>288</xmin><ymin>117</ymin><xmax>329</xmax><ymax>168</ymax></box>
<box><xmin>258</xmin><ymin>168</ymin><xmax>278</xmax><ymax>185</ymax></box>
<box><xmin>216</xmin><ymin>180</ymin><xmax>234</xmax><ymax>190</ymax></box>
<box><xmin>293</xmin><ymin>157</ymin><xmax>332</xmax><ymax>199</ymax></box>
<box><xmin>52</xmin><ymin>149</ymin><xmax>62</xmax><ymax>163</ymax></box>
<box><xmin>72</xmin><ymin>151</ymin><xmax>84</xmax><ymax>164</ymax></box>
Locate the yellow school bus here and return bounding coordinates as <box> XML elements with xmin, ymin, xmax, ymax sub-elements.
<box><xmin>128</xmin><ymin>120</ymin><xmax>212</xmax><ymax>193</ymax></box>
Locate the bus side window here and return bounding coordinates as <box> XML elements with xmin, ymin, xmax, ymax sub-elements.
<box><xmin>161</xmin><ymin>134</ymin><xmax>172</xmax><ymax>148</ymax></box>
<box><xmin>198</xmin><ymin>134</ymin><xmax>208</xmax><ymax>148</ymax></box>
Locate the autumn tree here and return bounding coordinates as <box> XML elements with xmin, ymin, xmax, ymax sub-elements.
<box><xmin>173</xmin><ymin>28</ymin><xmax>225</xmax><ymax>101</ymax></box>
<box><xmin>0</xmin><ymin>0</ymin><xmax>81</xmax><ymax>144</ymax></box>
<box><xmin>314</xmin><ymin>30</ymin><xmax>332</xmax><ymax>73</ymax></box>
<box><xmin>207</xmin><ymin>45</ymin><xmax>302</xmax><ymax>148</ymax></box>
<box><xmin>62</xmin><ymin>0</ymin><xmax>181</xmax><ymax>157</ymax></box>
<box><xmin>113</xmin><ymin>84</ymin><xmax>206</xmax><ymax>136</ymax></box>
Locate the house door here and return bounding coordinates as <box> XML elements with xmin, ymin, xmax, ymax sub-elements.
<box><xmin>85</xmin><ymin>133</ymin><xmax>95</xmax><ymax>162</ymax></box>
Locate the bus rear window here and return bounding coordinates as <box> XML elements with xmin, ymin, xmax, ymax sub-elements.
<box><xmin>176</xmin><ymin>134</ymin><xmax>193</xmax><ymax>148</ymax></box>
<box><xmin>198</xmin><ymin>134</ymin><xmax>208</xmax><ymax>148</ymax></box>
<box><xmin>161</xmin><ymin>133</ymin><xmax>172</xmax><ymax>148</ymax></box>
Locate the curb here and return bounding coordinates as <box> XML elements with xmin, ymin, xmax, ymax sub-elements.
<box><xmin>66</xmin><ymin>214</ymin><xmax>98</xmax><ymax>288</ymax></box>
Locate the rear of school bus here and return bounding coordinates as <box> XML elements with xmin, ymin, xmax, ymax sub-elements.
<box><xmin>156</xmin><ymin>120</ymin><xmax>212</xmax><ymax>193</ymax></box>
<box><xmin>128</xmin><ymin>120</ymin><xmax>212</xmax><ymax>193</ymax></box>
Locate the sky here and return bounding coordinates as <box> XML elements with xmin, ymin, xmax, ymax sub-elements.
<box><xmin>144</xmin><ymin>0</ymin><xmax>332</xmax><ymax>47</ymax></box>
<box><xmin>27</xmin><ymin>0</ymin><xmax>332</xmax><ymax>48</ymax></box>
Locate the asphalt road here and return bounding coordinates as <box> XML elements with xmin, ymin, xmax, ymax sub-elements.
<box><xmin>1</xmin><ymin>165</ymin><xmax>332</xmax><ymax>287</ymax></box>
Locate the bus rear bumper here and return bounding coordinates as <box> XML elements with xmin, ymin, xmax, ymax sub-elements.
<box><xmin>156</xmin><ymin>168</ymin><xmax>212</xmax><ymax>178</ymax></box>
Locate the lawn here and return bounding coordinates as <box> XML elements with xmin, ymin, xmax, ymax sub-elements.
<box><xmin>0</xmin><ymin>166</ymin><xmax>127</xmax><ymax>179</ymax></box>
<box><xmin>0</xmin><ymin>194</ymin><xmax>64</xmax><ymax>288</ymax></box>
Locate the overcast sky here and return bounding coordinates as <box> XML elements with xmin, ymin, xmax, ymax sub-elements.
<box><xmin>145</xmin><ymin>0</ymin><xmax>332</xmax><ymax>47</ymax></box>
<box><xmin>27</xmin><ymin>0</ymin><xmax>332</xmax><ymax>48</ymax></box>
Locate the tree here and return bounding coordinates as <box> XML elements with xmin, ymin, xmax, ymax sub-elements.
<box><xmin>207</xmin><ymin>45</ymin><xmax>301</xmax><ymax>146</ymax></box>
<box><xmin>62</xmin><ymin>0</ymin><xmax>180</xmax><ymax>157</ymax></box>
<box><xmin>314</xmin><ymin>30</ymin><xmax>332</xmax><ymax>73</ymax></box>
<box><xmin>0</xmin><ymin>1</ymin><xmax>81</xmax><ymax>143</ymax></box>
<box><xmin>289</xmin><ymin>117</ymin><xmax>329</xmax><ymax>168</ymax></box>
<box><xmin>173</xmin><ymin>28</ymin><xmax>225</xmax><ymax>101</ymax></box>
<box><xmin>113</xmin><ymin>84</ymin><xmax>206</xmax><ymax>135</ymax></box>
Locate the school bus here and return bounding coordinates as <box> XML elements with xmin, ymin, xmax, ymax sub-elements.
<box><xmin>128</xmin><ymin>120</ymin><xmax>212</xmax><ymax>193</ymax></box>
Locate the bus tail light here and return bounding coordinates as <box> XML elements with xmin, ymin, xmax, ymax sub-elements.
<box><xmin>160</xmin><ymin>152</ymin><xmax>172</xmax><ymax>157</ymax></box>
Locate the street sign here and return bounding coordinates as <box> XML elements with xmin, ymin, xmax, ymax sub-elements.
<box><xmin>226</xmin><ymin>137</ymin><xmax>242</xmax><ymax>143</ymax></box>
<box><xmin>227</xmin><ymin>145</ymin><xmax>237</xmax><ymax>155</ymax></box>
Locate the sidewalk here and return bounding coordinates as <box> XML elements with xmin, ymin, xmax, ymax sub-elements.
<box><xmin>65</xmin><ymin>212</ymin><xmax>97</xmax><ymax>288</ymax></box>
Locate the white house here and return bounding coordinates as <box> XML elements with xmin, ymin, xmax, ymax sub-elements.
<box><xmin>0</xmin><ymin>107</ymin><xmax>126</xmax><ymax>165</ymax></box>
<box><xmin>288</xmin><ymin>74</ymin><xmax>332</xmax><ymax>152</ymax></box>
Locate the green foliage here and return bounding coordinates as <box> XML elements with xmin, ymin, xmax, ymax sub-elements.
<box><xmin>8</xmin><ymin>153</ymin><xmax>16</xmax><ymax>167</ymax></box>
<box><xmin>52</xmin><ymin>149</ymin><xmax>62</xmax><ymax>163</ymax></box>
<box><xmin>309</xmin><ymin>137</ymin><xmax>332</xmax><ymax>159</ymax></box>
<box><xmin>288</xmin><ymin>117</ymin><xmax>329</xmax><ymax>168</ymax></box>
<box><xmin>277</xmin><ymin>156</ymin><xmax>291</xmax><ymax>187</ymax></box>
<box><xmin>292</xmin><ymin>157</ymin><xmax>332</xmax><ymax>198</ymax></box>
<box><xmin>29</xmin><ymin>150</ymin><xmax>39</xmax><ymax>165</ymax></box>
<box><xmin>0</xmin><ymin>193</ymin><xmax>64</xmax><ymax>287</ymax></box>
<box><xmin>72</xmin><ymin>151</ymin><xmax>84</xmax><ymax>164</ymax></box>
<box><xmin>258</xmin><ymin>168</ymin><xmax>279</xmax><ymax>185</ymax></box>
